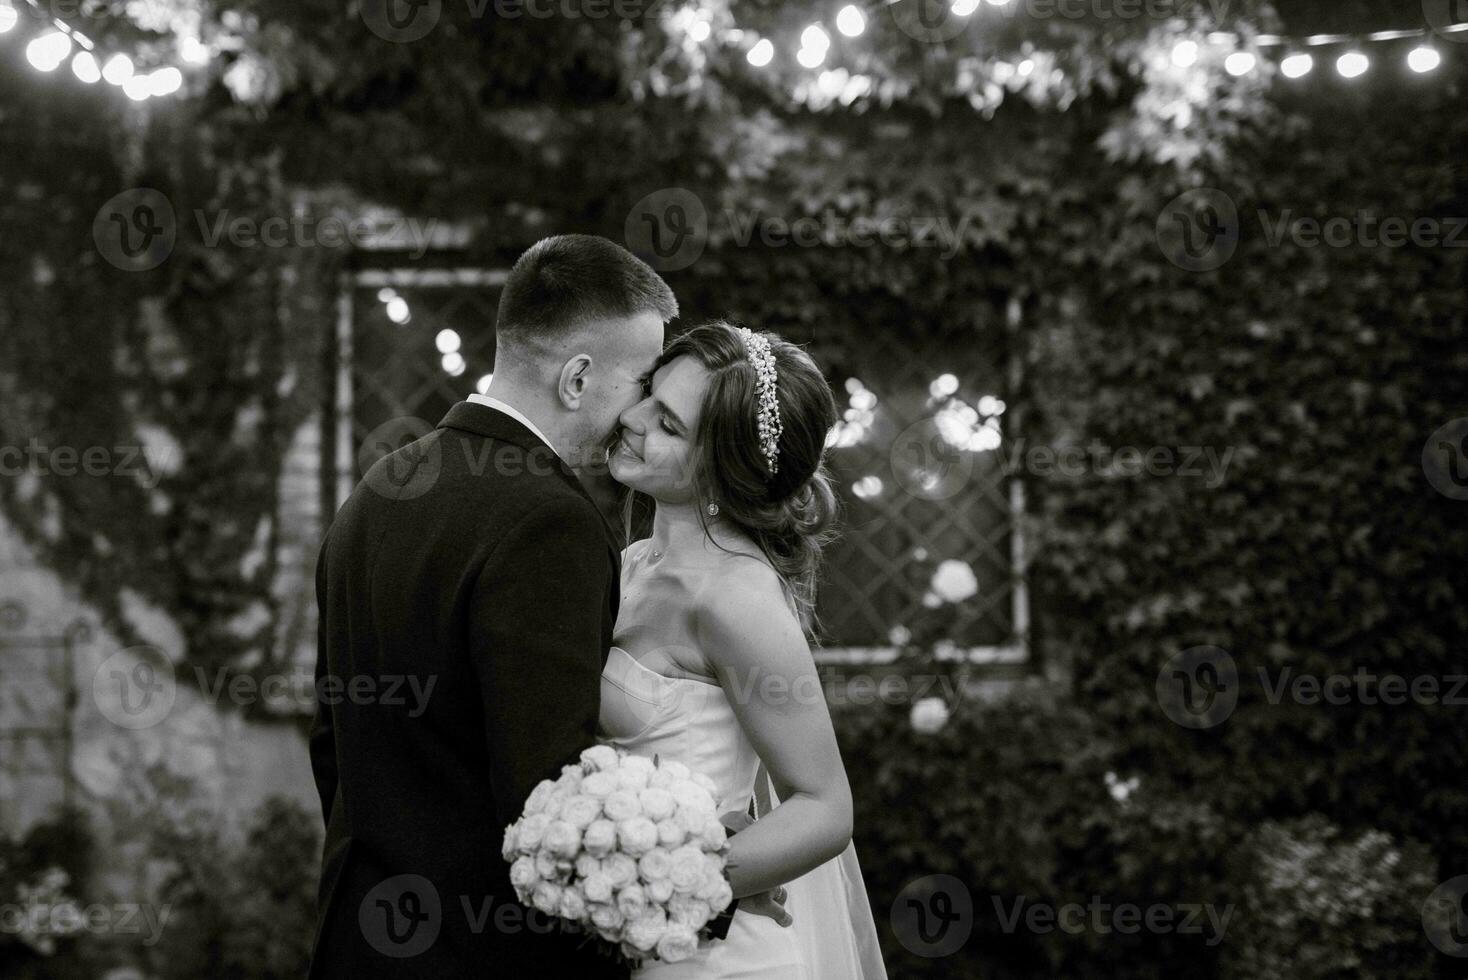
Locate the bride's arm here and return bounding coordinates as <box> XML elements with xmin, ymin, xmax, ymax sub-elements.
<box><xmin>695</xmin><ymin>566</ymin><xmax>854</xmax><ymax>899</ymax></box>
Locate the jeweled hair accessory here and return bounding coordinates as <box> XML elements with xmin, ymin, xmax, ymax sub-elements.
<box><xmin>737</xmin><ymin>326</ymin><xmax>783</xmax><ymax>476</ymax></box>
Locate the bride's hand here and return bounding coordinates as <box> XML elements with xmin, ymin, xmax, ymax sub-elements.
<box><xmin>720</xmin><ymin>809</ymin><xmax>793</xmax><ymax>927</ymax></box>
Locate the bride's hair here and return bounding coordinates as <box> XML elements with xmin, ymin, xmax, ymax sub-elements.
<box><xmin>646</xmin><ymin>320</ymin><xmax>840</xmax><ymax>632</ymax></box>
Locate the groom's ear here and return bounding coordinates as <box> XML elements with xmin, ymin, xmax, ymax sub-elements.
<box><xmin>556</xmin><ymin>353</ymin><xmax>594</xmax><ymax>410</ymax></box>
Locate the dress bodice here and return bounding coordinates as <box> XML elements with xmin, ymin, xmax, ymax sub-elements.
<box><xmin>599</xmin><ymin>647</ymin><xmax>760</xmax><ymax>817</ymax></box>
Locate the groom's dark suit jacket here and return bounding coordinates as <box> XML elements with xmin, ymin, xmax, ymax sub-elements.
<box><xmin>308</xmin><ymin>402</ymin><xmax>626</xmax><ymax>979</ymax></box>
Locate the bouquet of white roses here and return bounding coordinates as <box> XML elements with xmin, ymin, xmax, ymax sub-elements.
<box><xmin>502</xmin><ymin>744</ymin><xmax>735</xmax><ymax>963</ymax></box>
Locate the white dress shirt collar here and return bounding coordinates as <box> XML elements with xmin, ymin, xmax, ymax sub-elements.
<box><xmin>465</xmin><ymin>393</ymin><xmax>562</xmax><ymax>462</ymax></box>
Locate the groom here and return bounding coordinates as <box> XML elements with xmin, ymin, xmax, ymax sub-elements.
<box><xmin>308</xmin><ymin>235</ymin><xmax>673</xmax><ymax>978</ymax></box>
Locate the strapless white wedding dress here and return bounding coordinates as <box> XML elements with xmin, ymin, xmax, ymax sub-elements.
<box><xmin>600</xmin><ymin>646</ymin><xmax>887</xmax><ymax>980</ymax></box>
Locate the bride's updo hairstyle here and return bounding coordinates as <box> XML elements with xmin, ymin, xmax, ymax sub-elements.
<box><xmin>657</xmin><ymin>320</ymin><xmax>840</xmax><ymax>627</ymax></box>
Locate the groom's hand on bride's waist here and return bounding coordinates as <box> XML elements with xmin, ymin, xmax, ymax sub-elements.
<box><xmin>711</xmin><ymin>809</ymin><xmax>794</xmax><ymax>932</ymax></box>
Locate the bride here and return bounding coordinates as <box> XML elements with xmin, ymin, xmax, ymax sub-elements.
<box><xmin>601</xmin><ymin>321</ymin><xmax>887</xmax><ymax>979</ymax></box>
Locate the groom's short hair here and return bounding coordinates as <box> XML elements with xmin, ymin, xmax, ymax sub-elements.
<box><xmin>495</xmin><ymin>235</ymin><xmax>677</xmax><ymax>342</ymax></box>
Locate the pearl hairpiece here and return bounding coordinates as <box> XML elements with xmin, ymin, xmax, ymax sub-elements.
<box><xmin>737</xmin><ymin>327</ymin><xmax>783</xmax><ymax>477</ymax></box>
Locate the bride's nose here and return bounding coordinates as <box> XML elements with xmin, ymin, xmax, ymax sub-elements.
<box><xmin>619</xmin><ymin>399</ymin><xmax>647</xmax><ymax>435</ymax></box>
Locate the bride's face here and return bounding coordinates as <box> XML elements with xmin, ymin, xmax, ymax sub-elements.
<box><xmin>609</xmin><ymin>355</ymin><xmax>709</xmax><ymax>503</ymax></box>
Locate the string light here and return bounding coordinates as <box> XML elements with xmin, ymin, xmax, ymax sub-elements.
<box><xmin>1336</xmin><ymin>50</ymin><xmax>1368</xmax><ymax>78</ymax></box>
<box><xmin>1171</xmin><ymin>39</ymin><xmax>1199</xmax><ymax>68</ymax></box>
<box><xmin>1280</xmin><ymin>53</ymin><xmax>1313</xmax><ymax>78</ymax></box>
<box><xmin>836</xmin><ymin>4</ymin><xmax>865</xmax><ymax>38</ymax></box>
<box><xmin>0</xmin><ymin>1</ymin><xmax>17</xmax><ymax>34</ymax></box>
<box><xmin>71</xmin><ymin>50</ymin><xmax>100</xmax><ymax>83</ymax></box>
<box><xmin>688</xmin><ymin>19</ymin><xmax>711</xmax><ymax>43</ymax></box>
<box><xmin>1223</xmin><ymin>51</ymin><xmax>1255</xmax><ymax>76</ymax></box>
<box><xmin>951</xmin><ymin>0</ymin><xmax>981</xmax><ymax>16</ymax></box>
<box><xmin>1407</xmin><ymin>45</ymin><xmax>1441</xmax><ymax>73</ymax></box>
<box><xmin>101</xmin><ymin>53</ymin><xmax>133</xmax><ymax>85</ymax></box>
<box><xmin>26</xmin><ymin>30</ymin><xmax>71</xmax><ymax>71</ymax></box>
<box><xmin>747</xmin><ymin>37</ymin><xmax>774</xmax><ymax>67</ymax></box>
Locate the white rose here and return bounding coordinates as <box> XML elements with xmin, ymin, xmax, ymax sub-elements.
<box><xmin>603</xmin><ymin>853</ymin><xmax>638</xmax><ymax>888</ymax></box>
<box><xmin>694</xmin><ymin>855</ymin><xmax>725</xmax><ymax>900</ymax></box>
<box><xmin>910</xmin><ymin>696</ymin><xmax>950</xmax><ymax>734</ymax></box>
<box><xmin>561</xmin><ymin>763</ymin><xmax>586</xmax><ymax>785</ymax></box>
<box><xmin>617</xmin><ymin>817</ymin><xmax>659</xmax><ymax>857</ymax></box>
<box><xmin>637</xmin><ymin>847</ymin><xmax>672</xmax><ymax>883</ymax></box>
<box><xmin>616</xmin><ymin>882</ymin><xmax>648</xmax><ymax>919</ymax></box>
<box><xmin>542</xmin><ymin>788</ymin><xmax>570</xmax><ymax>819</ymax></box>
<box><xmin>543</xmin><ymin>820</ymin><xmax>581</xmax><ymax>859</ymax></box>
<box><xmin>668</xmin><ymin>845</ymin><xmax>705</xmax><ymax>892</ymax></box>
<box><xmin>931</xmin><ymin>558</ymin><xmax>978</xmax><ymax>603</ymax></box>
<box><xmin>582</xmin><ymin>771</ymin><xmax>618</xmax><ymax>798</ymax></box>
<box><xmin>656</xmin><ymin>923</ymin><xmax>701</xmax><ymax>962</ymax></box>
<box><xmin>647</xmin><ymin>767</ymin><xmax>675</xmax><ymax>789</ymax></box>
<box><xmin>615</xmin><ymin>765</ymin><xmax>650</xmax><ymax>793</ymax></box>
<box><xmin>668</xmin><ymin>893</ymin><xmax>713</xmax><ymax>930</ymax></box>
<box><xmin>674</xmin><ymin>804</ymin><xmax>706</xmax><ymax>835</ymax></box>
<box><xmin>501</xmin><ymin>824</ymin><xmax>519</xmax><ymax>862</ymax></box>
<box><xmin>559</xmin><ymin>888</ymin><xmax>588</xmax><ymax>921</ymax></box>
<box><xmin>562</xmin><ymin>794</ymin><xmax>602</xmax><ymax>830</ymax></box>
<box><xmin>583</xmin><ymin>819</ymin><xmax>617</xmax><ymax>857</ymax></box>
<box><xmin>646</xmin><ymin>878</ymin><xmax>674</xmax><ymax>904</ymax></box>
<box><xmin>589</xmin><ymin>902</ymin><xmax>623</xmax><ymax>931</ymax></box>
<box><xmin>699</xmin><ymin>817</ymin><xmax>727</xmax><ymax>850</ymax></box>
<box><xmin>659</xmin><ymin>760</ymin><xmax>691</xmax><ymax>782</ymax></box>
<box><xmin>625</xmin><ymin>908</ymin><xmax>669</xmax><ymax>952</ymax></box>
<box><xmin>656</xmin><ymin>819</ymin><xmax>686</xmax><ymax>849</ymax></box>
<box><xmin>517</xmin><ymin>813</ymin><xmax>550</xmax><ymax>853</ymax></box>
<box><xmin>581</xmin><ymin>744</ymin><xmax>621</xmax><ymax>772</ymax></box>
<box><xmin>670</xmin><ymin>781</ymin><xmax>714</xmax><ymax>814</ymax></box>
<box><xmin>638</xmin><ymin>787</ymin><xmax>676</xmax><ymax>822</ymax></box>
<box><xmin>604</xmin><ymin>790</ymin><xmax>642</xmax><ymax>821</ymax></box>
<box><xmin>523</xmin><ymin>780</ymin><xmax>556</xmax><ymax>816</ymax></box>
<box><xmin>584</xmin><ymin>872</ymin><xmax>614</xmax><ymax>904</ymax></box>
<box><xmin>534</xmin><ymin>850</ymin><xmax>561</xmax><ymax>880</ymax></box>
<box><xmin>508</xmin><ymin>855</ymin><xmax>538</xmax><ymax>892</ymax></box>
<box><xmin>575</xmin><ymin>853</ymin><xmax>603</xmax><ymax>879</ymax></box>
<box><xmin>622</xmin><ymin>754</ymin><xmax>656</xmax><ymax>775</ymax></box>
<box><xmin>531</xmin><ymin>881</ymin><xmax>563</xmax><ymax>916</ymax></box>
<box><xmin>708</xmin><ymin>875</ymin><xmax>733</xmax><ymax>913</ymax></box>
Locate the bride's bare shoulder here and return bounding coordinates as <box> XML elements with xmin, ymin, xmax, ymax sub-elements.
<box><xmin>691</xmin><ymin>555</ymin><xmax>805</xmax><ymax>668</ymax></box>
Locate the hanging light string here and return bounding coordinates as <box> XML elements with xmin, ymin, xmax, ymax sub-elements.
<box><xmin>715</xmin><ymin>0</ymin><xmax>1466</xmax><ymax>82</ymax></box>
<box><xmin>0</xmin><ymin>0</ymin><xmax>200</xmax><ymax>100</ymax></box>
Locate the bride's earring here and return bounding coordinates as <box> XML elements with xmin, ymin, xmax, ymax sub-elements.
<box><xmin>706</xmin><ymin>501</ymin><xmax>720</xmax><ymax>518</ymax></box>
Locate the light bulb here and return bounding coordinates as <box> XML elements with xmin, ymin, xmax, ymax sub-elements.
<box><xmin>102</xmin><ymin>53</ymin><xmax>134</xmax><ymax>85</ymax></box>
<box><xmin>797</xmin><ymin>44</ymin><xmax>825</xmax><ymax>69</ymax></box>
<box><xmin>1407</xmin><ymin>46</ymin><xmax>1440</xmax><ymax>73</ymax></box>
<box><xmin>1171</xmin><ymin>39</ymin><xmax>1198</xmax><ymax>68</ymax></box>
<box><xmin>0</xmin><ymin>2</ymin><xmax>18</xmax><ymax>34</ymax></box>
<box><xmin>26</xmin><ymin>32</ymin><xmax>73</xmax><ymax>72</ymax></box>
<box><xmin>836</xmin><ymin>4</ymin><xmax>865</xmax><ymax>37</ymax></box>
<box><xmin>1224</xmin><ymin>51</ymin><xmax>1255</xmax><ymax>76</ymax></box>
<box><xmin>1336</xmin><ymin>51</ymin><xmax>1368</xmax><ymax>79</ymax></box>
<box><xmin>148</xmin><ymin>66</ymin><xmax>183</xmax><ymax>96</ymax></box>
<box><xmin>800</xmin><ymin>24</ymin><xmax>829</xmax><ymax>52</ymax></box>
<box><xmin>1280</xmin><ymin>53</ymin><xmax>1312</xmax><ymax>78</ymax></box>
<box><xmin>72</xmin><ymin>51</ymin><xmax>102</xmax><ymax>83</ymax></box>
<box><xmin>747</xmin><ymin>38</ymin><xmax>773</xmax><ymax>67</ymax></box>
